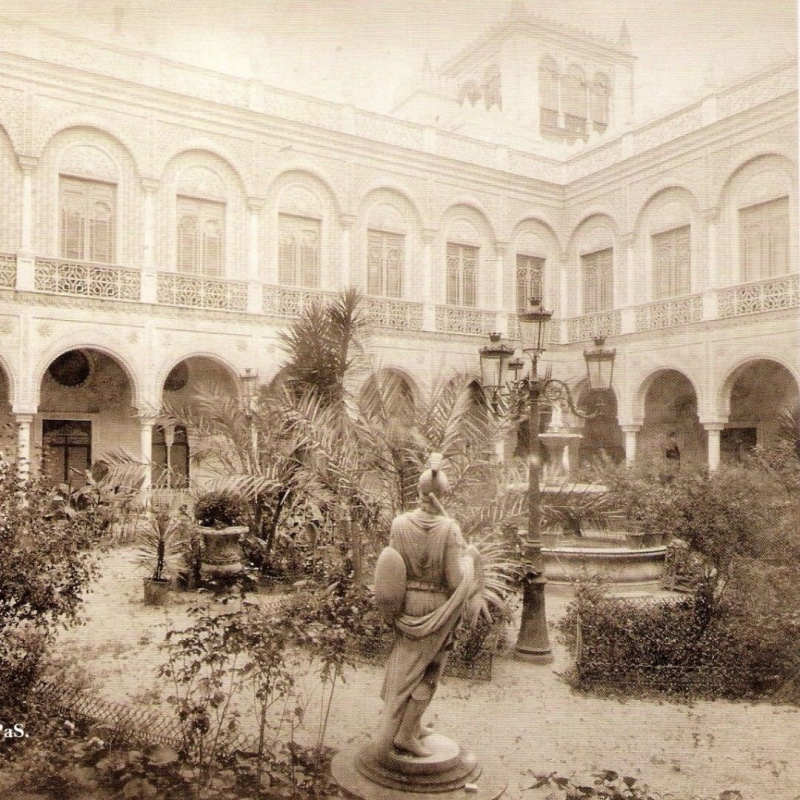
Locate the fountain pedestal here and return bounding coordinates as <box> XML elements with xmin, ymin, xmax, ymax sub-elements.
<box><xmin>199</xmin><ymin>525</ymin><xmax>245</xmax><ymax>577</ymax></box>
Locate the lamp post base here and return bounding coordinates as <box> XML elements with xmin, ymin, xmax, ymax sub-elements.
<box><xmin>513</xmin><ymin>573</ymin><xmax>553</xmax><ymax>664</ymax></box>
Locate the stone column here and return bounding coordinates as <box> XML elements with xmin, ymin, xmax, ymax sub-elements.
<box><xmin>163</xmin><ymin>424</ymin><xmax>175</xmax><ymax>489</ymax></box>
<box><xmin>421</xmin><ymin>229</ymin><xmax>437</xmax><ymax>331</ymax></box>
<box><xmin>702</xmin><ymin>207</ymin><xmax>720</xmax><ymax>321</ymax></box>
<box><xmin>141</xmin><ymin>178</ymin><xmax>159</xmax><ymax>303</ymax></box>
<box><xmin>15</xmin><ymin>413</ymin><xmax>35</xmax><ymax>477</ymax></box>
<box><xmin>140</xmin><ymin>420</ymin><xmax>154</xmax><ymax>494</ymax></box>
<box><xmin>620</xmin><ymin>232</ymin><xmax>636</xmax><ymax>307</ymax></box>
<box><xmin>621</xmin><ymin>424</ymin><xmax>640</xmax><ymax>466</ymax></box>
<box><xmin>339</xmin><ymin>213</ymin><xmax>356</xmax><ymax>290</ymax></box>
<box><xmin>494</xmin><ymin>241</ymin><xmax>508</xmax><ymax>335</ymax></box>
<box><xmin>17</xmin><ymin>156</ymin><xmax>38</xmax><ymax>292</ymax></box>
<box><xmin>247</xmin><ymin>198</ymin><xmax>264</xmax><ymax>313</ymax></box>
<box><xmin>704</xmin><ymin>423</ymin><xmax>725</xmax><ymax>472</ymax></box>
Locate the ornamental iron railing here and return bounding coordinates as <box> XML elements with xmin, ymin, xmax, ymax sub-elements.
<box><xmin>35</xmin><ymin>258</ymin><xmax>141</xmax><ymax>301</ymax></box>
<box><xmin>0</xmin><ymin>253</ymin><xmax>17</xmax><ymax>288</ymax></box>
<box><xmin>362</xmin><ymin>295</ymin><xmax>424</xmax><ymax>331</ymax></box>
<box><xmin>634</xmin><ymin>294</ymin><xmax>703</xmax><ymax>332</ymax></box>
<box><xmin>717</xmin><ymin>273</ymin><xmax>800</xmax><ymax>318</ymax></box>
<box><xmin>262</xmin><ymin>284</ymin><xmax>336</xmax><ymax>317</ymax></box>
<box><xmin>565</xmin><ymin>310</ymin><xmax>621</xmax><ymax>343</ymax></box>
<box><xmin>157</xmin><ymin>272</ymin><xmax>248</xmax><ymax>311</ymax></box>
<box><xmin>435</xmin><ymin>305</ymin><xmax>498</xmax><ymax>336</ymax></box>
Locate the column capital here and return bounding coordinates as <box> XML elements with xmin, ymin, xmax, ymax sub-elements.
<box><xmin>422</xmin><ymin>228</ymin><xmax>438</xmax><ymax>244</ymax></box>
<box><xmin>619</xmin><ymin>423</ymin><xmax>641</xmax><ymax>433</ymax></box>
<box><xmin>247</xmin><ymin>196</ymin><xmax>266</xmax><ymax>212</ymax></box>
<box><xmin>141</xmin><ymin>177</ymin><xmax>159</xmax><ymax>194</ymax></box>
<box><xmin>701</xmin><ymin>206</ymin><xmax>721</xmax><ymax>224</ymax></box>
<box><xmin>17</xmin><ymin>155</ymin><xmax>38</xmax><ymax>175</ymax></box>
<box><xmin>339</xmin><ymin>213</ymin><xmax>356</xmax><ymax>229</ymax></box>
<box><xmin>13</xmin><ymin>412</ymin><xmax>35</xmax><ymax>424</ymax></box>
<box><xmin>620</xmin><ymin>232</ymin><xmax>636</xmax><ymax>247</ymax></box>
<box><xmin>494</xmin><ymin>240</ymin><xmax>509</xmax><ymax>255</ymax></box>
<box><xmin>701</xmin><ymin>420</ymin><xmax>727</xmax><ymax>431</ymax></box>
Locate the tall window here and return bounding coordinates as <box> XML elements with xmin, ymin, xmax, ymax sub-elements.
<box><xmin>539</xmin><ymin>57</ymin><xmax>560</xmax><ymax>129</ymax></box>
<box><xmin>739</xmin><ymin>196</ymin><xmax>790</xmax><ymax>281</ymax></box>
<box><xmin>42</xmin><ymin>419</ymin><xmax>91</xmax><ymax>489</ymax></box>
<box><xmin>367</xmin><ymin>230</ymin><xmax>403</xmax><ymax>297</ymax></box>
<box><xmin>590</xmin><ymin>73</ymin><xmax>610</xmax><ymax>132</ymax></box>
<box><xmin>59</xmin><ymin>176</ymin><xmax>116</xmax><ymax>263</ymax></box>
<box><xmin>177</xmin><ymin>197</ymin><xmax>225</xmax><ymax>276</ymax></box>
<box><xmin>562</xmin><ymin>65</ymin><xmax>587</xmax><ymax>134</ymax></box>
<box><xmin>446</xmin><ymin>242</ymin><xmax>478</xmax><ymax>307</ymax></box>
<box><xmin>516</xmin><ymin>254</ymin><xmax>544</xmax><ymax>312</ymax></box>
<box><xmin>652</xmin><ymin>226</ymin><xmax>691</xmax><ymax>299</ymax></box>
<box><xmin>278</xmin><ymin>214</ymin><xmax>321</xmax><ymax>288</ymax></box>
<box><xmin>581</xmin><ymin>248</ymin><xmax>614</xmax><ymax>313</ymax></box>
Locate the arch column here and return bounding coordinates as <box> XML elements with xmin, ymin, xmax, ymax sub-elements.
<box><xmin>17</xmin><ymin>156</ymin><xmax>38</xmax><ymax>292</ymax></box>
<box><xmin>620</xmin><ymin>424</ymin><xmax>640</xmax><ymax>466</ymax></box>
<box><xmin>140</xmin><ymin>420</ymin><xmax>154</xmax><ymax>494</ymax></box>
<box><xmin>702</xmin><ymin>207</ymin><xmax>720</xmax><ymax>321</ymax></box>
<box><xmin>247</xmin><ymin>198</ymin><xmax>265</xmax><ymax>313</ymax></box>
<box><xmin>421</xmin><ymin>229</ymin><xmax>437</xmax><ymax>331</ymax></box>
<box><xmin>14</xmin><ymin>412</ymin><xmax>35</xmax><ymax>477</ymax></box>
<box><xmin>339</xmin><ymin>213</ymin><xmax>356</xmax><ymax>290</ymax></box>
<box><xmin>141</xmin><ymin>178</ymin><xmax>159</xmax><ymax>303</ymax></box>
<box><xmin>619</xmin><ymin>233</ymin><xmax>636</xmax><ymax>334</ymax></box>
<box><xmin>494</xmin><ymin>241</ymin><xmax>508</xmax><ymax>335</ymax></box>
<box><xmin>703</xmin><ymin>422</ymin><xmax>726</xmax><ymax>472</ymax></box>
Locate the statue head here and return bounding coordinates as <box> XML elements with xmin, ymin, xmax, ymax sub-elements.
<box><xmin>418</xmin><ymin>452</ymin><xmax>450</xmax><ymax>506</ymax></box>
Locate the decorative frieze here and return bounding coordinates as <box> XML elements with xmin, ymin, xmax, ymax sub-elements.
<box><xmin>565</xmin><ymin>310</ymin><xmax>621</xmax><ymax>343</ymax></box>
<box><xmin>434</xmin><ymin>305</ymin><xmax>497</xmax><ymax>337</ymax></box>
<box><xmin>362</xmin><ymin>296</ymin><xmax>424</xmax><ymax>331</ymax></box>
<box><xmin>157</xmin><ymin>272</ymin><xmax>247</xmax><ymax>312</ymax></box>
<box><xmin>717</xmin><ymin>274</ymin><xmax>800</xmax><ymax>318</ymax></box>
<box><xmin>634</xmin><ymin>294</ymin><xmax>703</xmax><ymax>332</ymax></box>
<box><xmin>34</xmin><ymin>258</ymin><xmax>141</xmax><ymax>301</ymax></box>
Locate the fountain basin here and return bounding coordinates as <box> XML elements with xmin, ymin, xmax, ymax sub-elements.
<box><xmin>200</xmin><ymin>525</ymin><xmax>246</xmax><ymax>577</ymax></box>
<box><xmin>542</xmin><ymin>544</ymin><xmax>667</xmax><ymax>588</ymax></box>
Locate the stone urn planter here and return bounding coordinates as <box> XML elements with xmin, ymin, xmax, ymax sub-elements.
<box><xmin>143</xmin><ymin>576</ymin><xmax>171</xmax><ymax>606</ymax></box>
<box><xmin>199</xmin><ymin>525</ymin><xmax>246</xmax><ymax>578</ymax></box>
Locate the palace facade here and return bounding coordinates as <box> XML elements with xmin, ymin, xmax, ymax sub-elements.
<box><xmin>0</xmin><ymin>7</ymin><xmax>796</xmax><ymax>489</ymax></box>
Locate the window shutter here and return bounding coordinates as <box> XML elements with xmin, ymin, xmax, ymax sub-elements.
<box><xmin>367</xmin><ymin>230</ymin><xmax>383</xmax><ymax>295</ymax></box>
<box><xmin>517</xmin><ymin>254</ymin><xmax>544</xmax><ymax>312</ymax></box>
<box><xmin>385</xmin><ymin>234</ymin><xmax>403</xmax><ymax>298</ymax></box>
<box><xmin>278</xmin><ymin>214</ymin><xmax>320</xmax><ymax>288</ymax></box>
<box><xmin>740</xmin><ymin>197</ymin><xmax>789</xmax><ymax>281</ymax></box>
<box><xmin>279</xmin><ymin>228</ymin><xmax>297</xmax><ymax>285</ymax></box>
<box><xmin>60</xmin><ymin>177</ymin><xmax>116</xmax><ymax>262</ymax></box>
<box><xmin>462</xmin><ymin>247</ymin><xmax>477</xmax><ymax>307</ymax></box>
<box><xmin>581</xmin><ymin>248</ymin><xmax>613</xmax><ymax>313</ymax></box>
<box><xmin>202</xmin><ymin>217</ymin><xmax>223</xmax><ymax>277</ymax></box>
<box><xmin>177</xmin><ymin>210</ymin><xmax>199</xmax><ymax>274</ymax></box>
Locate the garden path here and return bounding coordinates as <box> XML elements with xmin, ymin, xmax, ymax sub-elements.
<box><xmin>50</xmin><ymin>548</ymin><xmax>800</xmax><ymax>800</ymax></box>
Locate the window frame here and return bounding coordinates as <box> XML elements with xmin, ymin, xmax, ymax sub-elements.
<box><xmin>651</xmin><ymin>225</ymin><xmax>691</xmax><ymax>299</ymax></box>
<box><xmin>446</xmin><ymin>241</ymin><xmax>479</xmax><ymax>307</ymax></box>
<box><xmin>367</xmin><ymin>228</ymin><xmax>404</xmax><ymax>298</ymax></box>
<box><xmin>738</xmin><ymin>195</ymin><xmax>790</xmax><ymax>282</ymax></box>
<box><xmin>580</xmin><ymin>247</ymin><xmax>614</xmax><ymax>314</ymax></box>
<box><xmin>278</xmin><ymin>213</ymin><xmax>322</xmax><ymax>288</ymax></box>
<box><xmin>176</xmin><ymin>195</ymin><xmax>226</xmax><ymax>278</ymax></box>
<box><xmin>59</xmin><ymin>175</ymin><xmax>117</xmax><ymax>264</ymax></box>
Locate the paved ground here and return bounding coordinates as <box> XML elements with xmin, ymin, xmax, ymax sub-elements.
<box><xmin>47</xmin><ymin>548</ymin><xmax>800</xmax><ymax>800</ymax></box>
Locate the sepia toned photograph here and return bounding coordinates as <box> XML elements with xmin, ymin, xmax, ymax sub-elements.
<box><xmin>0</xmin><ymin>1</ymin><xmax>797</xmax><ymax>798</ymax></box>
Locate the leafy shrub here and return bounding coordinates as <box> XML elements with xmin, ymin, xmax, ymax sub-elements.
<box><xmin>0</xmin><ymin>461</ymin><xmax>98</xmax><ymax>711</ymax></box>
<box><xmin>194</xmin><ymin>490</ymin><xmax>249</xmax><ymax>529</ymax></box>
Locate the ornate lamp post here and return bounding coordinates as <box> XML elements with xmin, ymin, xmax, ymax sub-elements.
<box><xmin>479</xmin><ymin>302</ymin><xmax>616</xmax><ymax>663</ymax></box>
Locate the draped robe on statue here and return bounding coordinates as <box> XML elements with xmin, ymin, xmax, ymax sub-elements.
<box><xmin>376</xmin><ymin>508</ymin><xmax>480</xmax><ymax>753</ymax></box>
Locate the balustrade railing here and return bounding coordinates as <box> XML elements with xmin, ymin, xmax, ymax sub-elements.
<box><xmin>717</xmin><ymin>273</ymin><xmax>800</xmax><ymax>318</ymax></box>
<box><xmin>634</xmin><ymin>294</ymin><xmax>703</xmax><ymax>332</ymax></box>
<box><xmin>435</xmin><ymin>305</ymin><xmax>497</xmax><ymax>336</ymax></box>
<box><xmin>565</xmin><ymin>310</ymin><xmax>621</xmax><ymax>343</ymax></box>
<box><xmin>0</xmin><ymin>254</ymin><xmax>17</xmax><ymax>288</ymax></box>
<box><xmin>262</xmin><ymin>284</ymin><xmax>336</xmax><ymax>317</ymax></box>
<box><xmin>157</xmin><ymin>272</ymin><xmax>247</xmax><ymax>311</ymax></box>
<box><xmin>35</xmin><ymin>258</ymin><xmax>141</xmax><ymax>300</ymax></box>
<box><xmin>362</xmin><ymin>296</ymin><xmax>424</xmax><ymax>331</ymax></box>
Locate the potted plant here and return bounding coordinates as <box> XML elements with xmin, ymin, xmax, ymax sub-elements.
<box><xmin>138</xmin><ymin>506</ymin><xmax>186</xmax><ymax>605</ymax></box>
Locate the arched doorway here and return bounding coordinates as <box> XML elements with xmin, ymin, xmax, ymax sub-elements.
<box><xmin>640</xmin><ymin>369</ymin><xmax>704</xmax><ymax>467</ymax></box>
<box><xmin>38</xmin><ymin>348</ymin><xmax>136</xmax><ymax>488</ymax></box>
<box><xmin>723</xmin><ymin>360</ymin><xmax>800</xmax><ymax>464</ymax></box>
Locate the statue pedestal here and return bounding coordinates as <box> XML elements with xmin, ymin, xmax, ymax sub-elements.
<box><xmin>332</xmin><ymin>733</ymin><xmax>506</xmax><ymax>799</ymax></box>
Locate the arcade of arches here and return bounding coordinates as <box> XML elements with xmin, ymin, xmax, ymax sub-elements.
<box><xmin>0</xmin><ymin>353</ymin><xmax>796</xmax><ymax>487</ymax></box>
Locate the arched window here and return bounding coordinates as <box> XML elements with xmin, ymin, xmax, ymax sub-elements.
<box><xmin>652</xmin><ymin>226</ymin><xmax>691</xmax><ymax>298</ymax></box>
<box><xmin>581</xmin><ymin>248</ymin><xmax>613</xmax><ymax>313</ymax></box>
<box><xmin>590</xmin><ymin>73</ymin><xmax>610</xmax><ymax>131</ymax></box>
<box><xmin>367</xmin><ymin>230</ymin><xmax>403</xmax><ymax>297</ymax></box>
<box><xmin>177</xmin><ymin>196</ymin><xmax>225</xmax><ymax>276</ymax></box>
<box><xmin>516</xmin><ymin>254</ymin><xmax>544</xmax><ymax>312</ymax></box>
<box><xmin>739</xmin><ymin>196</ymin><xmax>790</xmax><ymax>281</ymax></box>
<box><xmin>278</xmin><ymin>214</ymin><xmax>321</xmax><ymax>287</ymax></box>
<box><xmin>539</xmin><ymin>57</ymin><xmax>560</xmax><ymax>130</ymax></box>
<box><xmin>562</xmin><ymin>65</ymin><xmax>587</xmax><ymax>135</ymax></box>
<box><xmin>60</xmin><ymin>176</ymin><xmax>116</xmax><ymax>263</ymax></box>
<box><xmin>446</xmin><ymin>242</ymin><xmax>478</xmax><ymax>307</ymax></box>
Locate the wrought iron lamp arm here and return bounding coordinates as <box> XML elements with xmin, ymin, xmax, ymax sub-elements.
<box><xmin>535</xmin><ymin>376</ymin><xmax>602</xmax><ymax>420</ymax></box>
